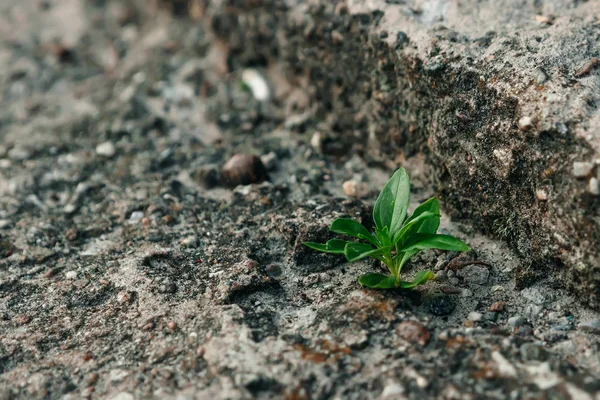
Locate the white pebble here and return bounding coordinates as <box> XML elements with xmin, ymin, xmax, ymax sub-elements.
<box><xmin>241</xmin><ymin>69</ymin><xmax>270</xmax><ymax>101</ymax></box>
<box><xmin>572</xmin><ymin>161</ymin><xmax>593</xmax><ymax>178</ymax></box>
<box><xmin>518</xmin><ymin>116</ymin><xmax>534</xmax><ymax>131</ymax></box>
<box><xmin>588</xmin><ymin>177</ymin><xmax>599</xmax><ymax>195</ymax></box>
<box><xmin>96</xmin><ymin>141</ymin><xmax>116</xmax><ymax>157</ymax></box>
<box><xmin>535</xmin><ymin>189</ymin><xmax>548</xmax><ymax>201</ymax></box>
<box><xmin>65</xmin><ymin>271</ymin><xmax>77</xmax><ymax>280</ymax></box>
<box><xmin>343</xmin><ymin>180</ymin><xmax>370</xmax><ymax>198</ymax></box>
<box><xmin>416</xmin><ymin>376</ymin><xmax>429</xmax><ymax>388</ymax></box>
<box><xmin>381</xmin><ymin>383</ymin><xmax>405</xmax><ymax>399</ymax></box>
<box><xmin>128</xmin><ymin>211</ymin><xmax>144</xmax><ymax>223</ymax></box>
<box><xmin>311</xmin><ymin>132</ymin><xmax>323</xmax><ymax>152</ymax></box>
<box><xmin>468</xmin><ymin>311</ymin><xmax>483</xmax><ymax>322</ymax></box>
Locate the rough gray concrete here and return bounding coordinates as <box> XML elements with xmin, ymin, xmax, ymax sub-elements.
<box><xmin>0</xmin><ymin>1</ymin><xmax>599</xmax><ymax>399</ymax></box>
<box><xmin>201</xmin><ymin>0</ymin><xmax>600</xmax><ymax>309</ymax></box>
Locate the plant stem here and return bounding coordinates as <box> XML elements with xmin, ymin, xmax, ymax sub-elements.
<box><xmin>393</xmin><ymin>256</ymin><xmax>401</xmax><ymax>287</ymax></box>
<box><xmin>382</xmin><ymin>253</ymin><xmax>396</xmax><ymax>276</ymax></box>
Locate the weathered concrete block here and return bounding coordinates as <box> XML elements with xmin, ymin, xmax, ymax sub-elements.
<box><xmin>201</xmin><ymin>0</ymin><xmax>600</xmax><ymax>308</ymax></box>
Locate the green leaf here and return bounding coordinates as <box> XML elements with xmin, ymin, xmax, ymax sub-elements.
<box><xmin>408</xmin><ymin>197</ymin><xmax>441</xmax><ymax>235</ymax></box>
<box><xmin>375</xmin><ymin>226</ymin><xmax>391</xmax><ymax>247</ymax></box>
<box><xmin>399</xmin><ymin>270</ymin><xmax>434</xmax><ymax>288</ymax></box>
<box><xmin>392</xmin><ymin>211</ymin><xmax>440</xmax><ymax>245</ymax></box>
<box><xmin>344</xmin><ymin>242</ymin><xmax>390</xmax><ymax>262</ymax></box>
<box><xmin>330</xmin><ymin>218</ymin><xmax>379</xmax><ymax>246</ymax></box>
<box><xmin>395</xmin><ymin>249</ymin><xmax>419</xmax><ymax>273</ymax></box>
<box><xmin>303</xmin><ymin>239</ymin><xmax>349</xmax><ymax>254</ymax></box>
<box><xmin>373</xmin><ymin>187</ymin><xmax>394</xmax><ymax>231</ymax></box>
<box><xmin>400</xmin><ymin>234</ymin><xmax>471</xmax><ymax>253</ymax></box>
<box><xmin>358</xmin><ymin>273</ymin><xmax>397</xmax><ymax>289</ymax></box>
<box><xmin>373</xmin><ymin>168</ymin><xmax>410</xmax><ymax>237</ymax></box>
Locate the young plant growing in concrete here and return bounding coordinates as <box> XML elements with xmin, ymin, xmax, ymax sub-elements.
<box><xmin>304</xmin><ymin>168</ymin><xmax>470</xmax><ymax>289</ymax></box>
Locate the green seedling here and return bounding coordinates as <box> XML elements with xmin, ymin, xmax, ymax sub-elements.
<box><xmin>304</xmin><ymin>168</ymin><xmax>470</xmax><ymax>289</ymax></box>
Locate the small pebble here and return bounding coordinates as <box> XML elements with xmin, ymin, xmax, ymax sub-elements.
<box><xmin>44</xmin><ymin>268</ymin><xmax>60</xmax><ymax>278</ymax></box>
<box><xmin>129</xmin><ymin>211</ymin><xmax>144</xmax><ymax>223</ymax></box>
<box><xmin>588</xmin><ymin>177</ymin><xmax>599</xmax><ymax>195</ymax></box>
<box><xmin>468</xmin><ymin>311</ymin><xmax>483</xmax><ymax>322</ymax></box>
<box><xmin>381</xmin><ymin>383</ymin><xmax>405</xmax><ymax>399</ymax></box>
<box><xmin>117</xmin><ymin>291</ymin><xmax>132</xmax><ymax>304</ymax></box>
<box><xmin>508</xmin><ymin>315</ymin><xmax>525</xmax><ymax>328</ymax></box>
<box><xmin>440</xmin><ymin>286</ymin><xmax>461</xmax><ymax>294</ymax></box>
<box><xmin>572</xmin><ymin>161</ymin><xmax>594</xmax><ymax>178</ymax></box>
<box><xmin>518</xmin><ymin>116</ymin><xmax>534</xmax><ymax>131</ymax></box>
<box><xmin>167</xmin><ymin>321</ymin><xmax>178</xmax><ymax>331</ymax></box>
<box><xmin>415</xmin><ymin>375</ymin><xmax>429</xmax><ymax>389</ymax></box>
<box><xmin>241</xmin><ymin>68</ymin><xmax>270</xmax><ymax>101</ymax></box>
<box><xmin>448</xmin><ymin>277</ymin><xmax>460</xmax><ymax>286</ymax></box>
<box><xmin>490</xmin><ymin>301</ymin><xmax>505</xmax><ymax>312</ymax></box>
<box><xmin>310</xmin><ymin>132</ymin><xmax>323</xmax><ymax>152</ymax></box>
<box><xmin>434</xmin><ymin>259</ymin><xmax>448</xmax><ymax>271</ymax></box>
<box><xmin>141</xmin><ymin>322</ymin><xmax>154</xmax><ymax>331</ymax></box>
<box><xmin>65</xmin><ymin>227</ymin><xmax>78</xmax><ymax>241</ymax></box>
<box><xmin>535</xmin><ymin>189</ymin><xmax>548</xmax><ymax>201</ymax></box>
<box><xmin>535</xmin><ymin>68</ymin><xmax>548</xmax><ymax>84</ymax></box>
<box><xmin>342</xmin><ymin>180</ymin><xmax>370</xmax><ymax>198</ymax></box>
<box><xmin>158</xmin><ymin>279</ymin><xmax>176</xmax><ymax>294</ymax></box>
<box><xmin>434</xmin><ymin>270</ymin><xmax>447</xmax><ymax>281</ymax></box>
<box><xmin>96</xmin><ymin>141</ymin><xmax>116</xmax><ymax>157</ymax></box>
<box><xmin>221</xmin><ymin>154</ymin><xmax>267</xmax><ymax>187</ymax></box>
<box><xmin>534</xmin><ymin>14</ymin><xmax>553</xmax><ymax>24</ymax></box>
<box><xmin>65</xmin><ymin>271</ymin><xmax>77</xmax><ymax>280</ymax></box>
<box><xmin>396</xmin><ymin>320</ymin><xmax>430</xmax><ymax>346</ymax></box>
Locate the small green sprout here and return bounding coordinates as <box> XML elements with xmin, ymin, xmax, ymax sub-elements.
<box><xmin>304</xmin><ymin>168</ymin><xmax>471</xmax><ymax>289</ymax></box>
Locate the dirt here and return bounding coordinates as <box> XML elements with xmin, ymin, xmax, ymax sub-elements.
<box><xmin>0</xmin><ymin>1</ymin><xmax>599</xmax><ymax>399</ymax></box>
